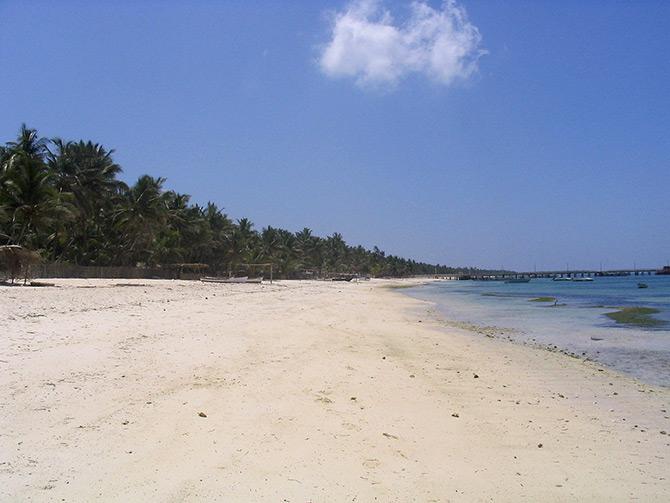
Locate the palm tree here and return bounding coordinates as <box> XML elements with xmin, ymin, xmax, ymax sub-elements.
<box><xmin>5</xmin><ymin>124</ymin><xmax>49</xmax><ymax>160</ymax></box>
<box><xmin>1</xmin><ymin>155</ymin><xmax>74</xmax><ymax>249</ymax></box>
<box><xmin>46</xmin><ymin>139</ymin><xmax>126</xmax><ymax>263</ymax></box>
<box><xmin>224</xmin><ymin>218</ymin><xmax>257</xmax><ymax>275</ymax></box>
<box><xmin>1</xmin><ymin>125</ymin><xmax>48</xmax><ymax>190</ymax></box>
<box><xmin>295</xmin><ymin>227</ymin><xmax>317</xmax><ymax>269</ymax></box>
<box><xmin>324</xmin><ymin>232</ymin><xmax>347</xmax><ymax>273</ymax></box>
<box><xmin>114</xmin><ymin>175</ymin><xmax>168</xmax><ymax>265</ymax></box>
<box><xmin>260</xmin><ymin>226</ymin><xmax>280</xmax><ymax>263</ymax></box>
<box><xmin>48</xmin><ymin>139</ymin><xmax>125</xmax><ymax>216</ymax></box>
<box><xmin>155</xmin><ymin>194</ymin><xmax>218</xmax><ymax>265</ymax></box>
<box><xmin>0</xmin><ymin>146</ymin><xmax>10</xmax><ymax>236</ymax></box>
<box><xmin>201</xmin><ymin>202</ymin><xmax>233</xmax><ymax>272</ymax></box>
<box><xmin>204</xmin><ymin>203</ymin><xmax>233</xmax><ymax>236</ymax></box>
<box><xmin>1</xmin><ymin>124</ymin><xmax>454</xmax><ymax>278</ymax></box>
<box><xmin>276</xmin><ymin>228</ymin><xmax>299</xmax><ymax>276</ymax></box>
<box><xmin>0</xmin><ymin>125</ymin><xmax>74</xmax><ymax>250</ymax></box>
<box><xmin>0</xmin><ymin>145</ymin><xmax>9</xmax><ymax>182</ymax></box>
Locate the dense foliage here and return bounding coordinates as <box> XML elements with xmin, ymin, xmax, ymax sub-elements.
<box><xmin>1</xmin><ymin>125</ymin><xmax>480</xmax><ymax>278</ymax></box>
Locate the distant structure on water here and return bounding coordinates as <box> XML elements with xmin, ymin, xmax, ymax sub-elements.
<box><xmin>444</xmin><ymin>265</ymin><xmax>669</xmax><ymax>281</ymax></box>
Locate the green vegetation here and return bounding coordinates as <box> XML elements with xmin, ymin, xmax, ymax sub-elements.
<box><xmin>530</xmin><ymin>297</ymin><xmax>556</xmax><ymax>303</ymax></box>
<box><xmin>0</xmin><ymin>125</ymin><xmax>485</xmax><ymax>278</ymax></box>
<box><xmin>605</xmin><ymin>307</ymin><xmax>666</xmax><ymax>328</ymax></box>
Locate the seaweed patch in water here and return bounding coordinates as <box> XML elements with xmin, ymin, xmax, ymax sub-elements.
<box><xmin>530</xmin><ymin>297</ymin><xmax>556</xmax><ymax>303</ymax></box>
<box><xmin>386</xmin><ymin>283</ymin><xmax>421</xmax><ymax>290</ymax></box>
<box><xmin>605</xmin><ymin>307</ymin><xmax>667</xmax><ymax>328</ymax></box>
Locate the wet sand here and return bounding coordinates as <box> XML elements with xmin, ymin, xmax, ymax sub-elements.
<box><xmin>1</xmin><ymin>279</ymin><xmax>668</xmax><ymax>501</ymax></box>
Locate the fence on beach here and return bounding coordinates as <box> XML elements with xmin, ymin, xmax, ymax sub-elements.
<box><xmin>32</xmin><ymin>263</ymin><xmax>202</xmax><ymax>280</ymax></box>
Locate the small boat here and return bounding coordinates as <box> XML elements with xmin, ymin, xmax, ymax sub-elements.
<box><xmin>505</xmin><ymin>278</ymin><xmax>530</xmax><ymax>283</ymax></box>
<box><xmin>638</xmin><ymin>282</ymin><xmax>648</xmax><ymax>289</ymax></box>
<box><xmin>552</xmin><ymin>277</ymin><xmax>571</xmax><ymax>282</ymax></box>
<box><xmin>29</xmin><ymin>281</ymin><xmax>56</xmax><ymax>287</ymax></box>
<box><xmin>572</xmin><ymin>277</ymin><xmax>594</xmax><ymax>282</ymax></box>
<box><xmin>200</xmin><ymin>276</ymin><xmax>262</xmax><ymax>284</ymax></box>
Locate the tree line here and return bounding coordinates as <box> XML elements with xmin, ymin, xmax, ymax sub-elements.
<box><xmin>0</xmin><ymin>124</ymin><xmax>488</xmax><ymax>278</ymax></box>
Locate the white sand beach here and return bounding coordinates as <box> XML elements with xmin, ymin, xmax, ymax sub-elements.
<box><xmin>1</xmin><ymin>279</ymin><xmax>668</xmax><ymax>501</ymax></box>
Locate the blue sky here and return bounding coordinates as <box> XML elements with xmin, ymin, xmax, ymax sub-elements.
<box><xmin>1</xmin><ymin>0</ymin><xmax>668</xmax><ymax>271</ymax></box>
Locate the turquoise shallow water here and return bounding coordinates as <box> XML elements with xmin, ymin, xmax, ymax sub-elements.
<box><xmin>404</xmin><ymin>275</ymin><xmax>670</xmax><ymax>387</ymax></box>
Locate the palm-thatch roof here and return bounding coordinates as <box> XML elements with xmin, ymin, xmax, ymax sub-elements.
<box><xmin>0</xmin><ymin>245</ymin><xmax>42</xmax><ymax>283</ymax></box>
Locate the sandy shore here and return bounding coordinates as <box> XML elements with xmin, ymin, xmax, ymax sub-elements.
<box><xmin>1</xmin><ymin>278</ymin><xmax>668</xmax><ymax>501</ymax></box>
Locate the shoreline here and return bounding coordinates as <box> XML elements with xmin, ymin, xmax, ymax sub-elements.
<box><xmin>407</xmin><ymin>291</ymin><xmax>653</xmax><ymax>386</ymax></box>
<box><xmin>404</xmin><ymin>278</ymin><xmax>670</xmax><ymax>387</ymax></box>
<box><xmin>1</xmin><ymin>278</ymin><xmax>669</xmax><ymax>500</ymax></box>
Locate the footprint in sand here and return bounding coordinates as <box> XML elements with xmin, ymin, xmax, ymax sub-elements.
<box><xmin>315</xmin><ymin>391</ymin><xmax>333</xmax><ymax>404</ymax></box>
<box><xmin>363</xmin><ymin>458</ymin><xmax>381</xmax><ymax>469</ymax></box>
<box><xmin>341</xmin><ymin>421</ymin><xmax>360</xmax><ymax>431</ymax></box>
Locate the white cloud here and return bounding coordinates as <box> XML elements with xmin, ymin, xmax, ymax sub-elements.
<box><xmin>319</xmin><ymin>0</ymin><xmax>485</xmax><ymax>88</ymax></box>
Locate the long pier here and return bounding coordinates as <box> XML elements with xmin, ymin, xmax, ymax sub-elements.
<box><xmin>455</xmin><ymin>269</ymin><xmax>657</xmax><ymax>281</ymax></box>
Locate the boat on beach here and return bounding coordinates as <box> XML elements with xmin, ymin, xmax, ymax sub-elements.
<box><xmin>200</xmin><ymin>276</ymin><xmax>263</xmax><ymax>284</ymax></box>
<box><xmin>331</xmin><ymin>274</ymin><xmax>357</xmax><ymax>282</ymax></box>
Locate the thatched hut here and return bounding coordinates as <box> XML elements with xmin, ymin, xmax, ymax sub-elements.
<box><xmin>0</xmin><ymin>245</ymin><xmax>42</xmax><ymax>284</ymax></box>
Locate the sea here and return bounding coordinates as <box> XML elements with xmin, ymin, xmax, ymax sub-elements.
<box><xmin>403</xmin><ymin>275</ymin><xmax>670</xmax><ymax>387</ymax></box>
